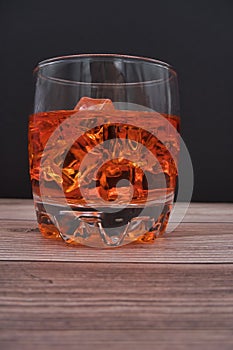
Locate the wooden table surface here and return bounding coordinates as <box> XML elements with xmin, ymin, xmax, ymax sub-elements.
<box><xmin>0</xmin><ymin>199</ymin><xmax>233</xmax><ymax>350</ymax></box>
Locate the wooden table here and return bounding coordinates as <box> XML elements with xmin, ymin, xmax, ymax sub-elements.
<box><xmin>0</xmin><ymin>200</ymin><xmax>233</xmax><ymax>350</ymax></box>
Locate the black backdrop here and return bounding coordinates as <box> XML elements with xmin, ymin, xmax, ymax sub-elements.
<box><xmin>1</xmin><ymin>0</ymin><xmax>233</xmax><ymax>201</ymax></box>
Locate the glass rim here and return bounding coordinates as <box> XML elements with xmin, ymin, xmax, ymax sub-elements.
<box><xmin>34</xmin><ymin>53</ymin><xmax>177</xmax><ymax>87</ymax></box>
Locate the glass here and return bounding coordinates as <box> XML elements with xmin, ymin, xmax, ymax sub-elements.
<box><xmin>28</xmin><ymin>54</ymin><xmax>180</xmax><ymax>248</ymax></box>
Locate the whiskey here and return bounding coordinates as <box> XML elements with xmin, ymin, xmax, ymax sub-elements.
<box><xmin>28</xmin><ymin>101</ymin><xmax>180</xmax><ymax>247</ymax></box>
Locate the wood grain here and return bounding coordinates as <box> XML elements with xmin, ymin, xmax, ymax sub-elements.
<box><xmin>0</xmin><ymin>262</ymin><xmax>233</xmax><ymax>349</ymax></box>
<box><xmin>0</xmin><ymin>200</ymin><xmax>233</xmax><ymax>350</ymax></box>
<box><xmin>1</xmin><ymin>262</ymin><xmax>233</xmax><ymax>331</ymax></box>
<box><xmin>1</xmin><ymin>331</ymin><xmax>233</xmax><ymax>350</ymax></box>
<box><xmin>0</xmin><ymin>219</ymin><xmax>233</xmax><ymax>263</ymax></box>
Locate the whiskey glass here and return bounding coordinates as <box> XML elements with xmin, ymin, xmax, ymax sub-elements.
<box><xmin>29</xmin><ymin>54</ymin><xmax>180</xmax><ymax>248</ymax></box>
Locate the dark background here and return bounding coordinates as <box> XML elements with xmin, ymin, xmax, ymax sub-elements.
<box><xmin>1</xmin><ymin>0</ymin><xmax>233</xmax><ymax>201</ymax></box>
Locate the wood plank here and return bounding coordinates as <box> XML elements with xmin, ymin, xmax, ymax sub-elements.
<box><xmin>0</xmin><ymin>199</ymin><xmax>36</xmax><ymax>221</ymax></box>
<box><xmin>0</xmin><ymin>330</ymin><xmax>233</xmax><ymax>350</ymax></box>
<box><xmin>0</xmin><ymin>262</ymin><xmax>233</xmax><ymax>350</ymax></box>
<box><xmin>0</xmin><ymin>199</ymin><xmax>232</xmax><ymax>223</ymax></box>
<box><xmin>169</xmin><ymin>202</ymin><xmax>233</xmax><ymax>224</ymax></box>
<box><xmin>0</xmin><ymin>262</ymin><xmax>233</xmax><ymax>331</ymax></box>
<box><xmin>0</xmin><ymin>200</ymin><xmax>233</xmax><ymax>349</ymax></box>
<box><xmin>0</xmin><ymin>220</ymin><xmax>232</xmax><ymax>263</ymax></box>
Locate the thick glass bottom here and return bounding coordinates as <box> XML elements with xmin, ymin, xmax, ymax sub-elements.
<box><xmin>34</xmin><ymin>196</ymin><xmax>173</xmax><ymax>248</ymax></box>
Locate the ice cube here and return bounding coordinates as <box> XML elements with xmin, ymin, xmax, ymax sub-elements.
<box><xmin>74</xmin><ymin>97</ymin><xmax>115</xmax><ymax>111</ymax></box>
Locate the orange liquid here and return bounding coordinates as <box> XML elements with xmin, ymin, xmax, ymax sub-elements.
<box><xmin>28</xmin><ymin>108</ymin><xmax>180</xmax><ymax>244</ymax></box>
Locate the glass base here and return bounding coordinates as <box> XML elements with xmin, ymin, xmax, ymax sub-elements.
<box><xmin>34</xmin><ymin>197</ymin><xmax>172</xmax><ymax>248</ymax></box>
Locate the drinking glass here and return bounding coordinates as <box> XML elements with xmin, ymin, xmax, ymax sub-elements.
<box><xmin>29</xmin><ymin>54</ymin><xmax>180</xmax><ymax>248</ymax></box>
